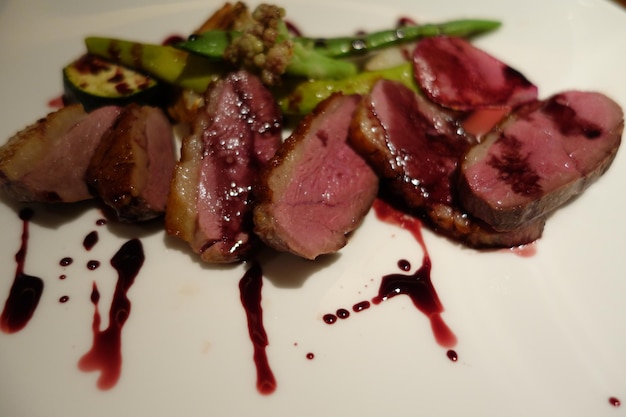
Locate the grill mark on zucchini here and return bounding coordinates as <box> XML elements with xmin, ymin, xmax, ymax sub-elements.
<box><xmin>63</xmin><ymin>54</ymin><xmax>167</xmax><ymax>111</ymax></box>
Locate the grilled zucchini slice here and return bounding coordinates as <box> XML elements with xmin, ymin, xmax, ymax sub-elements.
<box><xmin>63</xmin><ymin>54</ymin><xmax>167</xmax><ymax>111</ymax></box>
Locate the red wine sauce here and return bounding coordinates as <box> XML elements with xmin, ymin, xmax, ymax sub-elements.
<box><xmin>239</xmin><ymin>261</ymin><xmax>277</xmax><ymax>395</ymax></box>
<box><xmin>83</xmin><ymin>231</ymin><xmax>99</xmax><ymax>251</ymax></box>
<box><xmin>60</xmin><ymin>257</ymin><xmax>73</xmax><ymax>266</ymax></box>
<box><xmin>78</xmin><ymin>238</ymin><xmax>144</xmax><ymax>390</ymax></box>
<box><xmin>372</xmin><ymin>199</ymin><xmax>457</xmax><ymax>348</ymax></box>
<box><xmin>323</xmin><ymin>314</ymin><xmax>337</xmax><ymax>324</ymax></box>
<box><xmin>336</xmin><ymin>308</ymin><xmax>350</xmax><ymax>319</ymax></box>
<box><xmin>47</xmin><ymin>95</ymin><xmax>65</xmax><ymax>108</ymax></box>
<box><xmin>0</xmin><ymin>208</ymin><xmax>44</xmax><ymax>333</ymax></box>
<box><xmin>87</xmin><ymin>260</ymin><xmax>101</xmax><ymax>270</ymax></box>
<box><xmin>161</xmin><ymin>34</ymin><xmax>185</xmax><ymax>46</ymax></box>
<box><xmin>353</xmin><ymin>301</ymin><xmax>371</xmax><ymax>312</ymax></box>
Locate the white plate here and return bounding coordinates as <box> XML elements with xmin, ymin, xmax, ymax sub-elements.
<box><xmin>1</xmin><ymin>0</ymin><xmax>626</xmax><ymax>416</ymax></box>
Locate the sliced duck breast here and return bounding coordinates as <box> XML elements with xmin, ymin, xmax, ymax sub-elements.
<box><xmin>350</xmin><ymin>79</ymin><xmax>545</xmax><ymax>247</ymax></box>
<box><xmin>86</xmin><ymin>103</ymin><xmax>176</xmax><ymax>222</ymax></box>
<box><xmin>413</xmin><ymin>35</ymin><xmax>538</xmax><ymax>111</ymax></box>
<box><xmin>0</xmin><ymin>104</ymin><xmax>121</xmax><ymax>203</ymax></box>
<box><xmin>166</xmin><ymin>71</ymin><xmax>282</xmax><ymax>263</ymax></box>
<box><xmin>458</xmin><ymin>90</ymin><xmax>624</xmax><ymax>231</ymax></box>
<box><xmin>254</xmin><ymin>93</ymin><xmax>379</xmax><ymax>260</ymax></box>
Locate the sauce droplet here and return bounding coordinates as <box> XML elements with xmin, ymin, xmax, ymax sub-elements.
<box><xmin>398</xmin><ymin>259</ymin><xmax>411</xmax><ymax>271</ymax></box>
<box><xmin>83</xmin><ymin>231</ymin><xmax>99</xmax><ymax>251</ymax></box>
<box><xmin>60</xmin><ymin>257</ymin><xmax>73</xmax><ymax>267</ymax></box>
<box><xmin>609</xmin><ymin>397</ymin><xmax>621</xmax><ymax>407</ymax></box>
<box><xmin>323</xmin><ymin>314</ymin><xmax>337</xmax><ymax>324</ymax></box>
<box><xmin>336</xmin><ymin>308</ymin><xmax>350</xmax><ymax>319</ymax></box>
<box><xmin>87</xmin><ymin>260</ymin><xmax>100</xmax><ymax>270</ymax></box>
<box><xmin>353</xmin><ymin>300</ymin><xmax>371</xmax><ymax>312</ymax></box>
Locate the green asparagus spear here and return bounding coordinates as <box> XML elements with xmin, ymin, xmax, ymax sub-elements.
<box><xmin>183</xmin><ymin>30</ymin><xmax>235</xmax><ymax>60</ymax></box>
<box><xmin>298</xmin><ymin>19</ymin><xmax>502</xmax><ymax>58</ymax></box>
<box><xmin>284</xmin><ymin>43</ymin><xmax>357</xmax><ymax>80</ymax></box>
<box><xmin>274</xmin><ymin>62</ymin><xmax>416</xmax><ymax>116</ymax></box>
<box><xmin>177</xmin><ymin>18</ymin><xmax>501</xmax><ymax>61</ymax></box>
<box><xmin>85</xmin><ymin>37</ymin><xmax>225</xmax><ymax>92</ymax></box>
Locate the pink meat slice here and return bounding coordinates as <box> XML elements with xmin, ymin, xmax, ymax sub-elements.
<box><xmin>349</xmin><ymin>79</ymin><xmax>545</xmax><ymax>248</ymax></box>
<box><xmin>413</xmin><ymin>35</ymin><xmax>538</xmax><ymax>111</ymax></box>
<box><xmin>166</xmin><ymin>71</ymin><xmax>282</xmax><ymax>263</ymax></box>
<box><xmin>86</xmin><ymin>104</ymin><xmax>176</xmax><ymax>222</ymax></box>
<box><xmin>350</xmin><ymin>78</ymin><xmax>475</xmax><ymax>207</ymax></box>
<box><xmin>459</xmin><ymin>90</ymin><xmax>624</xmax><ymax>231</ymax></box>
<box><xmin>0</xmin><ymin>104</ymin><xmax>121</xmax><ymax>203</ymax></box>
<box><xmin>254</xmin><ymin>93</ymin><xmax>379</xmax><ymax>260</ymax></box>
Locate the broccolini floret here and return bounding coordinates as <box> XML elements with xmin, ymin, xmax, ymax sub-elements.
<box><xmin>224</xmin><ymin>4</ymin><xmax>294</xmax><ymax>86</ymax></box>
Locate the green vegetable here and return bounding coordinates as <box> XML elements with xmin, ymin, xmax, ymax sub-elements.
<box><xmin>297</xmin><ymin>19</ymin><xmax>502</xmax><ymax>58</ymax></box>
<box><xmin>177</xmin><ymin>4</ymin><xmax>357</xmax><ymax>84</ymax></box>
<box><xmin>81</xmin><ymin>9</ymin><xmax>501</xmax><ymax>110</ymax></box>
<box><xmin>176</xmin><ymin>18</ymin><xmax>501</xmax><ymax>63</ymax></box>
<box><xmin>275</xmin><ymin>62</ymin><xmax>417</xmax><ymax>115</ymax></box>
<box><xmin>84</xmin><ymin>37</ymin><xmax>224</xmax><ymax>93</ymax></box>
<box><xmin>183</xmin><ymin>30</ymin><xmax>235</xmax><ymax>60</ymax></box>
<box><xmin>283</xmin><ymin>42</ymin><xmax>357</xmax><ymax>80</ymax></box>
<box><xmin>63</xmin><ymin>54</ymin><xmax>167</xmax><ymax>111</ymax></box>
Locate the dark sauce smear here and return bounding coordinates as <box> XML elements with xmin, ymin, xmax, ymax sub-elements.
<box><xmin>372</xmin><ymin>199</ymin><xmax>457</xmax><ymax>348</ymax></box>
<box><xmin>372</xmin><ymin>257</ymin><xmax>457</xmax><ymax>348</ymax></box>
<box><xmin>239</xmin><ymin>261</ymin><xmax>277</xmax><ymax>395</ymax></box>
<box><xmin>322</xmin><ymin>199</ymin><xmax>457</xmax><ymax>353</ymax></box>
<box><xmin>78</xmin><ymin>238</ymin><xmax>144</xmax><ymax>390</ymax></box>
<box><xmin>83</xmin><ymin>231</ymin><xmax>99</xmax><ymax>251</ymax></box>
<box><xmin>0</xmin><ymin>208</ymin><xmax>44</xmax><ymax>334</ymax></box>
